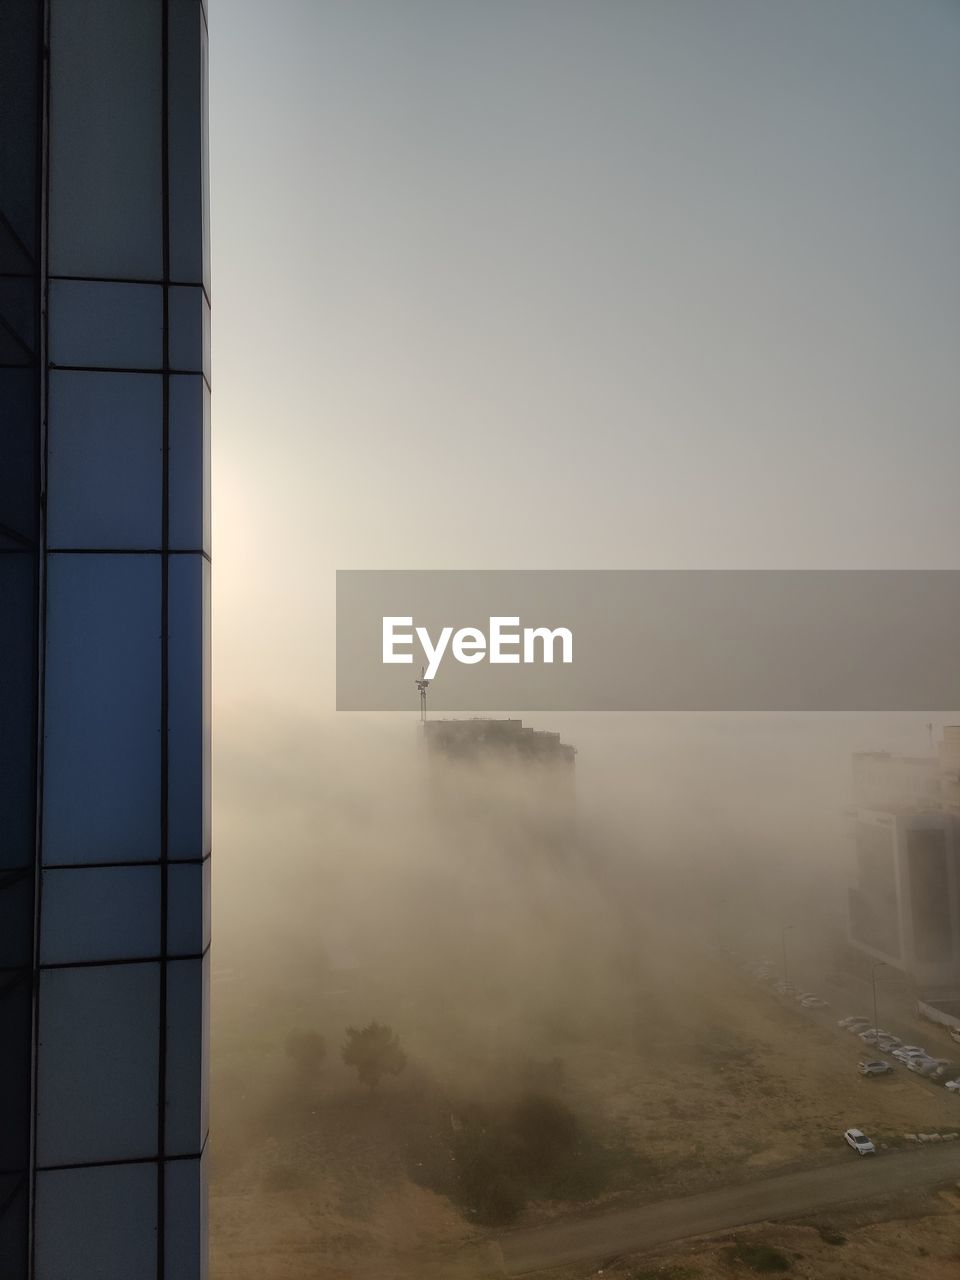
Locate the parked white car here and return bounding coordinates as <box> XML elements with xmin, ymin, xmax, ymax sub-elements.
<box><xmin>944</xmin><ymin>1078</ymin><xmax>960</xmax><ymax>1092</ymax></box>
<box><xmin>907</xmin><ymin>1057</ymin><xmax>942</xmax><ymax>1077</ymax></box>
<box><xmin>800</xmin><ymin>996</ymin><xmax>829</xmax><ymax>1009</ymax></box>
<box><xmin>858</xmin><ymin>1060</ymin><xmax>892</xmax><ymax>1077</ymax></box>
<box><xmin>875</xmin><ymin>1036</ymin><xmax>901</xmax><ymax>1052</ymax></box>
<box><xmin>859</xmin><ymin>1029</ymin><xmax>900</xmax><ymax>1048</ymax></box>
<box><xmin>844</xmin><ymin>1128</ymin><xmax>876</xmax><ymax>1155</ymax></box>
<box><xmin>892</xmin><ymin>1047</ymin><xmax>927</xmax><ymax>1064</ymax></box>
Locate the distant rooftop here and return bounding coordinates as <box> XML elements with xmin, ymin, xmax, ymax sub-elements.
<box><xmin>852</xmin><ymin>727</ymin><xmax>960</xmax><ymax>815</ymax></box>
<box><xmin>422</xmin><ymin>717</ymin><xmax>576</xmax><ymax>766</ymax></box>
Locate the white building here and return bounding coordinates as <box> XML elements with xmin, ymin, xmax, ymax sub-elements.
<box><xmin>847</xmin><ymin>730</ymin><xmax>960</xmax><ymax>990</ymax></box>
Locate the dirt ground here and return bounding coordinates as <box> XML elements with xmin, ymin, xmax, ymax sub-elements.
<box><xmin>210</xmin><ymin>1180</ymin><xmax>476</xmax><ymax>1280</ymax></box>
<box><xmin>553</xmin><ymin>955</ymin><xmax>960</xmax><ymax>1203</ymax></box>
<box><xmin>542</xmin><ymin>1200</ymin><xmax>960</xmax><ymax>1280</ymax></box>
<box><xmin>209</xmin><ymin>943</ymin><xmax>960</xmax><ymax>1277</ymax></box>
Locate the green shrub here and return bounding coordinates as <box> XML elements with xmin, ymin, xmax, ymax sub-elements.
<box><xmin>512</xmin><ymin>1094</ymin><xmax>579</xmax><ymax>1178</ymax></box>
<box><xmin>451</xmin><ymin>1093</ymin><xmax>583</xmax><ymax>1224</ymax></box>
<box><xmin>341</xmin><ymin>1021</ymin><xmax>407</xmax><ymax>1089</ymax></box>
<box><xmin>453</xmin><ymin>1126</ymin><xmax>526</xmax><ymax>1225</ymax></box>
<box><xmin>818</xmin><ymin>1228</ymin><xmax>846</xmax><ymax>1246</ymax></box>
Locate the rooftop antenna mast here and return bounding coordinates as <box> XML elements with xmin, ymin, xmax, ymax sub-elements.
<box><xmin>415</xmin><ymin>667</ymin><xmax>431</xmax><ymax>722</ymax></box>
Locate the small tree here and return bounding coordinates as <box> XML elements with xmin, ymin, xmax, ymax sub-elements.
<box><xmin>285</xmin><ymin>1028</ymin><xmax>327</xmax><ymax>1080</ymax></box>
<box><xmin>512</xmin><ymin>1093</ymin><xmax>578</xmax><ymax>1177</ymax></box>
<box><xmin>341</xmin><ymin>1020</ymin><xmax>407</xmax><ymax>1090</ymax></box>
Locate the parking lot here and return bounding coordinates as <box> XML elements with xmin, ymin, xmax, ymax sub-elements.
<box><xmin>730</xmin><ymin>947</ymin><xmax>960</xmax><ymax>1110</ymax></box>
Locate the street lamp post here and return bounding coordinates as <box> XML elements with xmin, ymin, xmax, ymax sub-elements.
<box><xmin>781</xmin><ymin>924</ymin><xmax>796</xmax><ymax>989</ymax></box>
<box><xmin>871</xmin><ymin>961</ymin><xmax>886</xmax><ymax>1042</ymax></box>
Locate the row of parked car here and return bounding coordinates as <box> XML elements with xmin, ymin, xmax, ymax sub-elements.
<box><xmin>738</xmin><ymin>957</ymin><xmax>833</xmax><ymax>1009</ymax></box>
<box><xmin>728</xmin><ymin>949</ymin><xmax>959</xmax><ymax>1157</ymax></box>
<box><xmin>778</xmin><ymin>983</ymin><xmax>829</xmax><ymax>1009</ymax></box>
<box><xmin>837</xmin><ymin>1016</ymin><xmax>960</xmax><ymax>1090</ymax></box>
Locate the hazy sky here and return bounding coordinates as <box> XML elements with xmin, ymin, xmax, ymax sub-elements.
<box><xmin>208</xmin><ymin>1</ymin><xmax>960</xmax><ymax>711</ymax></box>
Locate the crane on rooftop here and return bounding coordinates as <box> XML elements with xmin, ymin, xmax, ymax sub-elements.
<box><xmin>415</xmin><ymin>667</ymin><xmax>430</xmax><ymax>722</ymax></box>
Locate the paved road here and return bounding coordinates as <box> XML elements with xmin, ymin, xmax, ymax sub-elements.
<box><xmin>494</xmin><ymin>1145</ymin><xmax>960</xmax><ymax>1275</ymax></box>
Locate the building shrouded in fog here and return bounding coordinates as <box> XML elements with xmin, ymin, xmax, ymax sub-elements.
<box><xmin>1</xmin><ymin>2</ymin><xmax>210</xmax><ymax>1276</ymax></box>
<box><xmin>423</xmin><ymin>717</ymin><xmax>576</xmax><ymax>769</ymax></box>
<box><xmin>847</xmin><ymin>728</ymin><xmax>960</xmax><ymax>990</ymax></box>
<box><xmin>422</xmin><ymin>718</ymin><xmax>577</xmax><ymax>850</ymax></box>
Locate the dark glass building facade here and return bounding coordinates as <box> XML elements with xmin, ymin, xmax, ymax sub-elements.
<box><xmin>0</xmin><ymin>3</ymin><xmax>210</xmax><ymax>1276</ymax></box>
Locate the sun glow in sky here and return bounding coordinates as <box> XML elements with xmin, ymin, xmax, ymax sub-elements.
<box><xmin>208</xmin><ymin>0</ymin><xmax>960</xmax><ymax>712</ymax></box>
